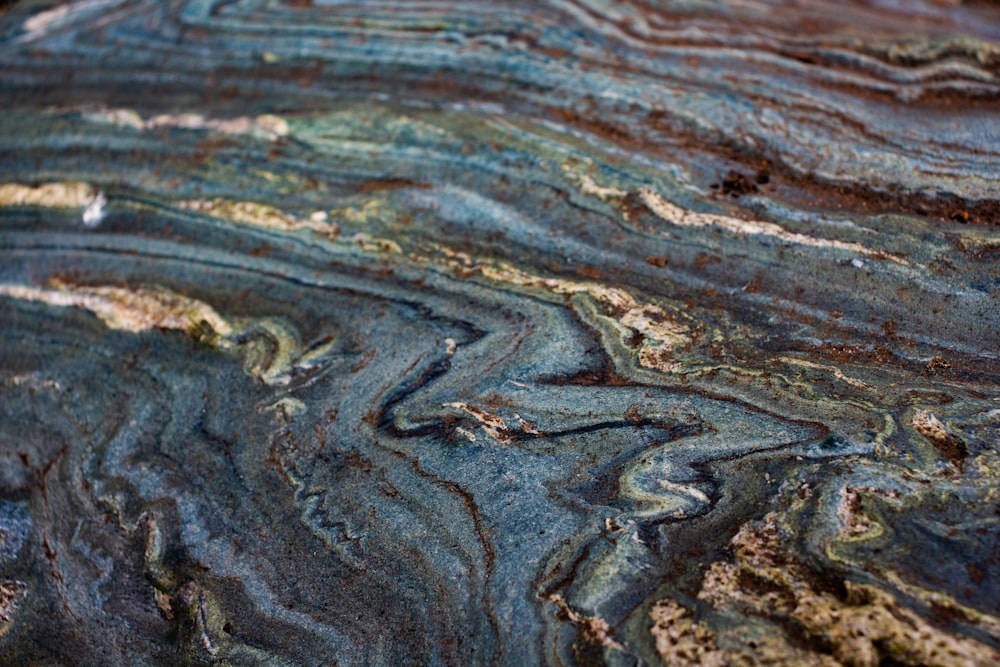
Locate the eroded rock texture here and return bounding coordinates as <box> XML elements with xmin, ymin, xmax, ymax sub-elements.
<box><xmin>0</xmin><ymin>1</ymin><xmax>999</xmax><ymax>665</ymax></box>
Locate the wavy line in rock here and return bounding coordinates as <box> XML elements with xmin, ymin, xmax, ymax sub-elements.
<box><xmin>4</xmin><ymin>1</ymin><xmax>999</xmax><ymax>212</ymax></box>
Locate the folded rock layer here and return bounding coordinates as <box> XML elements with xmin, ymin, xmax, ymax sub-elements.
<box><xmin>0</xmin><ymin>1</ymin><xmax>998</xmax><ymax>665</ymax></box>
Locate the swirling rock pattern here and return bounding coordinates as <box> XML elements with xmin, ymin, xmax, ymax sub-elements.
<box><xmin>0</xmin><ymin>1</ymin><xmax>999</xmax><ymax>665</ymax></box>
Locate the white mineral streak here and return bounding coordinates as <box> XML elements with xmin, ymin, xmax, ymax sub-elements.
<box><xmin>0</xmin><ymin>182</ymin><xmax>106</xmax><ymax>226</ymax></box>
<box><xmin>564</xmin><ymin>165</ymin><xmax>905</xmax><ymax>264</ymax></box>
<box><xmin>577</xmin><ymin>173</ymin><xmax>628</xmax><ymax>201</ymax></box>
<box><xmin>19</xmin><ymin>0</ymin><xmax>126</xmax><ymax>42</ymax></box>
<box><xmin>83</xmin><ymin>108</ymin><xmax>290</xmax><ymax>139</ymax></box>
<box><xmin>82</xmin><ymin>191</ymin><xmax>107</xmax><ymax>227</ymax></box>
<box><xmin>636</xmin><ymin>188</ymin><xmax>906</xmax><ymax>263</ymax></box>
<box><xmin>177</xmin><ymin>199</ymin><xmax>400</xmax><ymax>253</ymax></box>
<box><xmin>658</xmin><ymin>479</ymin><xmax>710</xmax><ymax>504</ymax></box>
<box><xmin>0</xmin><ymin>283</ymin><xmax>232</xmax><ymax>337</ymax></box>
<box><xmin>2</xmin><ymin>374</ymin><xmax>61</xmax><ymax>391</ymax></box>
<box><xmin>177</xmin><ymin>199</ymin><xmax>338</xmax><ymax>236</ymax></box>
<box><xmin>444</xmin><ymin>402</ymin><xmax>510</xmax><ymax>443</ymax></box>
<box><xmin>0</xmin><ymin>182</ymin><xmax>96</xmax><ymax>208</ymax></box>
<box><xmin>479</xmin><ymin>262</ymin><xmax>637</xmax><ymax>314</ymax></box>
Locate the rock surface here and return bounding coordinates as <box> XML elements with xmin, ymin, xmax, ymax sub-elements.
<box><xmin>0</xmin><ymin>1</ymin><xmax>999</xmax><ymax>664</ymax></box>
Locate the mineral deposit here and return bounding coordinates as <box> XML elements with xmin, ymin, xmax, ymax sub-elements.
<box><xmin>0</xmin><ymin>1</ymin><xmax>999</xmax><ymax>665</ymax></box>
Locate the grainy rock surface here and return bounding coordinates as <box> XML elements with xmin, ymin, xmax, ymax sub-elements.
<box><xmin>0</xmin><ymin>1</ymin><xmax>999</xmax><ymax>665</ymax></box>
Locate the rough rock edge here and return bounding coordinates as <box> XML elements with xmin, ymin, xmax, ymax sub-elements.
<box><xmin>649</xmin><ymin>514</ymin><xmax>1000</xmax><ymax>667</ymax></box>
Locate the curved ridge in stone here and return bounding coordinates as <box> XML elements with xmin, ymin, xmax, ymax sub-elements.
<box><xmin>1</xmin><ymin>1</ymin><xmax>999</xmax><ymax>665</ymax></box>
